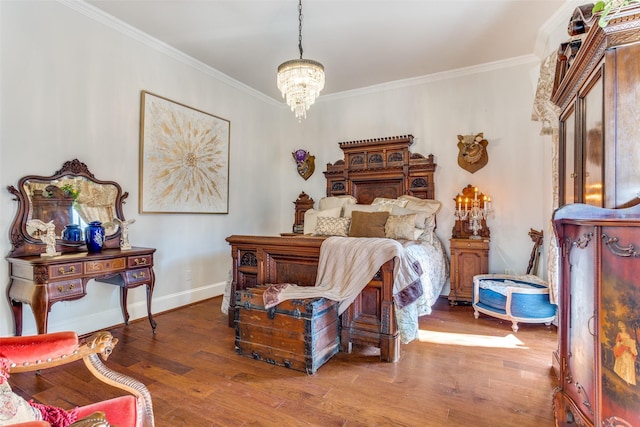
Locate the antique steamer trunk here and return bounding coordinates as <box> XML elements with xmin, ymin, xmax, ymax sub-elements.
<box><xmin>235</xmin><ymin>286</ymin><xmax>339</xmax><ymax>374</ymax></box>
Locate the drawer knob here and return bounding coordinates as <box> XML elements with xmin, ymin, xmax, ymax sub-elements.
<box><xmin>133</xmin><ymin>272</ymin><xmax>146</xmax><ymax>279</ymax></box>
<box><xmin>58</xmin><ymin>266</ymin><xmax>76</xmax><ymax>275</ymax></box>
<box><xmin>134</xmin><ymin>258</ymin><xmax>147</xmax><ymax>265</ymax></box>
<box><xmin>57</xmin><ymin>283</ymin><xmax>74</xmax><ymax>293</ymax></box>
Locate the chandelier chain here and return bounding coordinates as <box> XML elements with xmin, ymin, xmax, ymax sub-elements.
<box><xmin>298</xmin><ymin>0</ymin><xmax>304</xmax><ymax>59</ymax></box>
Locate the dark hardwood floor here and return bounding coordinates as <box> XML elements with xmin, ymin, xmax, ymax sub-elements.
<box><xmin>10</xmin><ymin>296</ymin><xmax>558</xmax><ymax>426</ymax></box>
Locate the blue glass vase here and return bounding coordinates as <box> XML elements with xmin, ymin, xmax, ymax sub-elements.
<box><xmin>62</xmin><ymin>224</ymin><xmax>82</xmax><ymax>242</ymax></box>
<box><xmin>85</xmin><ymin>221</ymin><xmax>105</xmax><ymax>253</ymax></box>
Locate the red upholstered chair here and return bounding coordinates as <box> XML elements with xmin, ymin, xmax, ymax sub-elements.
<box><xmin>0</xmin><ymin>331</ymin><xmax>154</xmax><ymax>427</ymax></box>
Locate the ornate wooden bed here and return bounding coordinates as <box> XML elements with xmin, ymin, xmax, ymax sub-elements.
<box><xmin>226</xmin><ymin>135</ymin><xmax>439</xmax><ymax>362</ymax></box>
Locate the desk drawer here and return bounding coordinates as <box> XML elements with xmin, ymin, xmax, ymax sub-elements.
<box><xmin>50</xmin><ymin>263</ymin><xmax>83</xmax><ymax>279</ymax></box>
<box><xmin>128</xmin><ymin>255</ymin><xmax>152</xmax><ymax>268</ymax></box>
<box><xmin>126</xmin><ymin>268</ymin><xmax>152</xmax><ymax>284</ymax></box>
<box><xmin>48</xmin><ymin>279</ymin><xmax>83</xmax><ymax>300</ymax></box>
<box><xmin>84</xmin><ymin>258</ymin><xmax>126</xmax><ymax>274</ymax></box>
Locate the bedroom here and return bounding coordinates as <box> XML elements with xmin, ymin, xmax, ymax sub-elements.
<box><xmin>8</xmin><ymin>0</ymin><xmax>640</xmax><ymax>425</ymax></box>
<box><xmin>0</xmin><ymin>0</ymin><xmax>578</xmax><ymax>337</ymax></box>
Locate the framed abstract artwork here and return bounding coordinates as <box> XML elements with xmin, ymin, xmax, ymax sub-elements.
<box><xmin>139</xmin><ymin>91</ymin><xmax>230</xmax><ymax>214</ymax></box>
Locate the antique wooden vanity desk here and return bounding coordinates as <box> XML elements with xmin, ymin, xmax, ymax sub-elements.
<box><xmin>6</xmin><ymin>159</ymin><xmax>157</xmax><ymax>335</ymax></box>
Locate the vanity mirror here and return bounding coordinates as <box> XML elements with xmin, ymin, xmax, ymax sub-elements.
<box><xmin>7</xmin><ymin>159</ymin><xmax>127</xmax><ymax>257</ymax></box>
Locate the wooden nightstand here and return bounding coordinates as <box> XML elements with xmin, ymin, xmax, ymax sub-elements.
<box><xmin>449</xmin><ymin>238</ymin><xmax>489</xmax><ymax>305</ymax></box>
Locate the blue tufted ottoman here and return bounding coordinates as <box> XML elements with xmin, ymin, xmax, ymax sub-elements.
<box><xmin>472</xmin><ymin>274</ymin><xmax>556</xmax><ymax>332</ymax></box>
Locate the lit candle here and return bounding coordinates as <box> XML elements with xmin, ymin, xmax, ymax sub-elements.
<box><xmin>488</xmin><ymin>197</ymin><xmax>492</xmax><ymax>211</ymax></box>
<box><xmin>457</xmin><ymin>196</ymin><xmax>461</xmax><ymax>211</ymax></box>
<box><xmin>465</xmin><ymin>198</ymin><xmax>468</xmax><ymax>211</ymax></box>
<box><xmin>483</xmin><ymin>195</ymin><xmax>487</xmax><ymax>212</ymax></box>
<box><xmin>474</xmin><ymin>187</ymin><xmax>478</xmax><ymax>201</ymax></box>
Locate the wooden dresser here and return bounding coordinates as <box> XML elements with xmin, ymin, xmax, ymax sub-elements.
<box><xmin>553</xmin><ymin>203</ymin><xmax>640</xmax><ymax>426</ymax></box>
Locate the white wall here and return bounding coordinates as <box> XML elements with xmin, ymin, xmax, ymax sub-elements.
<box><xmin>278</xmin><ymin>60</ymin><xmax>550</xmax><ymax>287</ymax></box>
<box><xmin>0</xmin><ymin>1</ymin><xmax>283</xmax><ymax>336</ymax></box>
<box><xmin>0</xmin><ymin>1</ymin><xmax>574</xmax><ymax>336</ymax></box>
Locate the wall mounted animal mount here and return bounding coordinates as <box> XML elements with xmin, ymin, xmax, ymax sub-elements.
<box><xmin>457</xmin><ymin>133</ymin><xmax>489</xmax><ymax>174</ymax></box>
<box><xmin>292</xmin><ymin>149</ymin><xmax>315</xmax><ymax>180</ymax></box>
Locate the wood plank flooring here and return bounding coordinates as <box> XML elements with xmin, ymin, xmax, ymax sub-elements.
<box><xmin>10</xmin><ymin>296</ymin><xmax>558</xmax><ymax>426</ymax></box>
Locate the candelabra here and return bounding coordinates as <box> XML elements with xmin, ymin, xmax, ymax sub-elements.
<box><xmin>454</xmin><ymin>187</ymin><xmax>492</xmax><ymax>240</ymax></box>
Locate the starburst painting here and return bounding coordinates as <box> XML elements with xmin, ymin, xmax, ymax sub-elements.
<box><xmin>139</xmin><ymin>91</ymin><xmax>230</xmax><ymax>214</ymax></box>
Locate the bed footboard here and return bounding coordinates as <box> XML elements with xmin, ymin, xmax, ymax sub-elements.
<box><xmin>225</xmin><ymin>235</ymin><xmax>399</xmax><ymax>362</ymax></box>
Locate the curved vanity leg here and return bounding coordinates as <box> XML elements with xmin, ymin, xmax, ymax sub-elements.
<box><xmin>30</xmin><ymin>285</ymin><xmax>50</xmax><ymax>335</ymax></box>
<box><xmin>8</xmin><ymin>279</ymin><xmax>23</xmax><ymax>336</ymax></box>
<box><xmin>146</xmin><ymin>270</ymin><xmax>156</xmax><ymax>334</ymax></box>
<box><xmin>11</xmin><ymin>300</ymin><xmax>23</xmax><ymax>336</ymax></box>
<box><xmin>10</xmin><ymin>291</ymin><xmax>49</xmax><ymax>335</ymax></box>
<box><xmin>120</xmin><ymin>286</ymin><xmax>130</xmax><ymax>325</ymax></box>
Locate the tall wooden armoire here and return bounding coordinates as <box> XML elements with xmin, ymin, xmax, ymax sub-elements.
<box><xmin>551</xmin><ymin>5</ymin><xmax>640</xmax><ymax>426</ymax></box>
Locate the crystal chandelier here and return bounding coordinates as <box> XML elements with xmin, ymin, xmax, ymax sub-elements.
<box><xmin>277</xmin><ymin>0</ymin><xmax>325</xmax><ymax>121</ymax></box>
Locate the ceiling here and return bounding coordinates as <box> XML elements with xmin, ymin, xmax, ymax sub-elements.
<box><xmin>85</xmin><ymin>0</ymin><xmax>572</xmax><ymax>101</ymax></box>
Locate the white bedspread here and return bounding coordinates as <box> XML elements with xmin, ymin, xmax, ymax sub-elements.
<box><xmin>394</xmin><ymin>236</ymin><xmax>448</xmax><ymax>343</ymax></box>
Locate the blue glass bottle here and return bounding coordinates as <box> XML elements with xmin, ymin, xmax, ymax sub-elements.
<box><xmin>85</xmin><ymin>221</ymin><xmax>105</xmax><ymax>253</ymax></box>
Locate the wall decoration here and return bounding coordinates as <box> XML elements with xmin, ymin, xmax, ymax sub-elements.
<box><xmin>139</xmin><ymin>91</ymin><xmax>230</xmax><ymax>214</ymax></box>
<box><xmin>292</xmin><ymin>149</ymin><xmax>315</xmax><ymax>180</ymax></box>
<box><xmin>457</xmin><ymin>133</ymin><xmax>489</xmax><ymax>174</ymax></box>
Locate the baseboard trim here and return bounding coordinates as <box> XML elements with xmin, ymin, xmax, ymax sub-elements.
<box><xmin>20</xmin><ymin>281</ymin><xmax>226</xmax><ymax>336</ymax></box>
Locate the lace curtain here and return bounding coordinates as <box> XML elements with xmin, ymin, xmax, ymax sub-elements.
<box><xmin>73</xmin><ymin>180</ymin><xmax>118</xmax><ymax>235</ymax></box>
<box><xmin>531</xmin><ymin>51</ymin><xmax>560</xmax><ymax>304</ymax></box>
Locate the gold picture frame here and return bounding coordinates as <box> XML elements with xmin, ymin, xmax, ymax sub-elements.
<box><xmin>139</xmin><ymin>91</ymin><xmax>230</xmax><ymax>214</ymax></box>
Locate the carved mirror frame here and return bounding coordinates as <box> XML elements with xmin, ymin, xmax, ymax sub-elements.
<box><xmin>7</xmin><ymin>159</ymin><xmax>128</xmax><ymax>257</ymax></box>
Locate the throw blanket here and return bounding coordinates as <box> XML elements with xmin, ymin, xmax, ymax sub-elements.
<box><xmin>263</xmin><ymin>236</ymin><xmax>424</xmax><ymax>315</ymax></box>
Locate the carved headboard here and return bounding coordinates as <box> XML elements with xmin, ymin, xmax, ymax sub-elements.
<box><xmin>323</xmin><ymin>135</ymin><xmax>436</xmax><ymax>203</ymax></box>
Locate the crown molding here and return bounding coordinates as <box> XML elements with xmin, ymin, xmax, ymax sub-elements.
<box><xmin>59</xmin><ymin>0</ymin><xmax>280</xmax><ymax>107</ymax></box>
<box><xmin>320</xmin><ymin>54</ymin><xmax>541</xmax><ymax>102</ymax></box>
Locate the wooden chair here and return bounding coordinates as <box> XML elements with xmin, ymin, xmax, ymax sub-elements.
<box><xmin>472</xmin><ymin>229</ymin><xmax>557</xmax><ymax>332</ymax></box>
<box><xmin>0</xmin><ymin>331</ymin><xmax>154</xmax><ymax>427</ymax></box>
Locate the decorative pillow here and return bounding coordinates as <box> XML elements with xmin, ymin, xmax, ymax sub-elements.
<box><xmin>397</xmin><ymin>195</ymin><xmax>441</xmax><ymax>232</ymax></box>
<box><xmin>390</xmin><ymin>205</ymin><xmax>429</xmax><ymax>229</ymax></box>
<box><xmin>371</xmin><ymin>197</ymin><xmax>408</xmax><ymax>210</ymax></box>
<box><xmin>318</xmin><ymin>195</ymin><xmax>357</xmax><ymax>211</ymax></box>
<box><xmin>303</xmin><ymin>207</ymin><xmax>341</xmax><ymax>235</ymax></box>
<box><xmin>398</xmin><ymin>195</ymin><xmax>441</xmax><ymax>216</ymax></box>
<box><xmin>343</xmin><ymin>203</ymin><xmax>380</xmax><ymax>218</ymax></box>
<box><xmin>314</xmin><ymin>216</ymin><xmax>351</xmax><ymax>237</ymax></box>
<box><xmin>385</xmin><ymin>214</ymin><xmax>417</xmax><ymax>240</ymax></box>
<box><xmin>349</xmin><ymin>211</ymin><xmax>390</xmax><ymax>238</ymax></box>
<box><xmin>0</xmin><ymin>380</ymin><xmax>42</xmax><ymax>425</ymax></box>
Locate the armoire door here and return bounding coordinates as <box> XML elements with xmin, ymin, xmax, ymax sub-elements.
<box><xmin>598</xmin><ymin>225</ymin><xmax>640</xmax><ymax>425</ymax></box>
<box><xmin>562</xmin><ymin>222</ymin><xmax>596</xmax><ymax>418</ymax></box>
<box><xmin>579</xmin><ymin>66</ymin><xmax>603</xmax><ymax>207</ymax></box>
